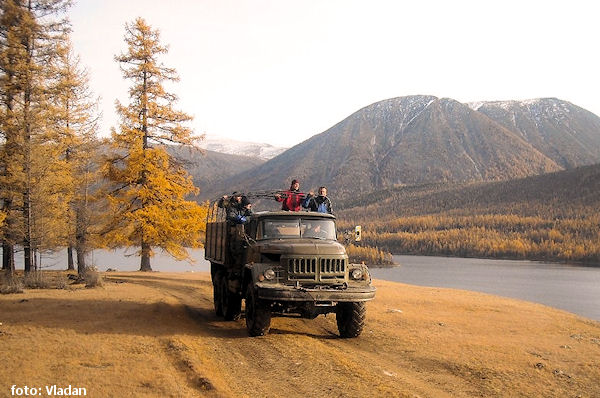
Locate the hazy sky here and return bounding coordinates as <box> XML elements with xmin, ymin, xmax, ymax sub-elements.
<box><xmin>69</xmin><ymin>0</ymin><xmax>599</xmax><ymax>148</ymax></box>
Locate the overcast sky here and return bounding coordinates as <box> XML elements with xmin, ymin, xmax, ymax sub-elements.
<box><xmin>69</xmin><ymin>0</ymin><xmax>599</xmax><ymax>148</ymax></box>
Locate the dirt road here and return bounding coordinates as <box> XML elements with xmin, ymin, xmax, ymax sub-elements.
<box><xmin>1</xmin><ymin>272</ymin><xmax>599</xmax><ymax>397</ymax></box>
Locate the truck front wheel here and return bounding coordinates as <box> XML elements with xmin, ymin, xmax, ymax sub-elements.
<box><xmin>245</xmin><ymin>283</ymin><xmax>271</xmax><ymax>336</ymax></box>
<box><xmin>336</xmin><ymin>302</ymin><xmax>366</xmax><ymax>338</ymax></box>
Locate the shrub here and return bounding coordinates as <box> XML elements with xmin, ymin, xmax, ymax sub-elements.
<box><xmin>83</xmin><ymin>268</ymin><xmax>103</xmax><ymax>288</ymax></box>
<box><xmin>23</xmin><ymin>271</ymin><xmax>50</xmax><ymax>289</ymax></box>
<box><xmin>55</xmin><ymin>274</ymin><xmax>68</xmax><ymax>289</ymax></box>
<box><xmin>0</xmin><ymin>272</ymin><xmax>23</xmax><ymax>294</ymax></box>
<box><xmin>346</xmin><ymin>244</ymin><xmax>395</xmax><ymax>266</ymax></box>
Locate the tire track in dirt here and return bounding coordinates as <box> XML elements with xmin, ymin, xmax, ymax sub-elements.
<box><xmin>105</xmin><ymin>274</ymin><xmax>459</xmax><ymax>397</ymax></box>
<box><xmin>160</xmin><ymin>337</ymin><xmax>221</xmax><ymax>397</ymax></box>
<box><xmin>105</xmin><ymin>275</ymin><xmax>237</xmax><ymax>396</ymax></box>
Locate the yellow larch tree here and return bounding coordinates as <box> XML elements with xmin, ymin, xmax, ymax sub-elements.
<box><xmin>29</xmin><ymin>141</ymin><xmax>72</xmax><ymax>265</ymax></box>
<box><xmin>0</xmin><ymin>0</ymin><xmax>71</xmax><ymax>273</ymax></box>
<box><xmin>104</xmin><ymin>18</ymin><xmax>206</xmax><ymax>271</ymax></box>
<box><xmin>51</xmin><ymin>40</ymin><xmax>100</xmax><ymax>274</ymax></box>
<box><xmin>0</xmin><ymin>0</ymin><xmax>27</xmax><ymax>274</ymax></box>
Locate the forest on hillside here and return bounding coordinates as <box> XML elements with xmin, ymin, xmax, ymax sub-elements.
<box><xmin>339</xmin><ymin>214</ymin><xmax>600</xmax><ymax>264</ymax></box>
<box><xmin>338</xmin><ymin>166</ymin><xmax>600</xmax><ymax>265</ymax></box>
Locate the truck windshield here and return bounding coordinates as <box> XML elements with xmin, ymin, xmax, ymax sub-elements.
<box><xmin>259</xmin><ymin>218</ymin><xmax>336</xmax><ymax>240</ymax></box>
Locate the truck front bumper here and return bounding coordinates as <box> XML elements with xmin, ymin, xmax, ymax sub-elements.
<box><xmin>256</xmin><ymin>283</ymin><xmax>376</xmax><ymax>302</ymax></box>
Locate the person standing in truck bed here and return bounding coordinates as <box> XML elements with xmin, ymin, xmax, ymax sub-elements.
<box><xmin>218</xmin><ymin>192</ymin><xmax>252</xmax><ymax>267</ymax></box>
<box><xmin>218</xmin><ymin>192</ymin><xmax>252</xmax><ymax>224</ymax></box>
<box><xmin>303</xmin><ymin>186</ymin><xmax>333</xmax><ymax>214</ymax></box>
<box><xmin>274</xmin><ymin>179</ymin><xmax>305</xmax><ymax>211</ymax></box>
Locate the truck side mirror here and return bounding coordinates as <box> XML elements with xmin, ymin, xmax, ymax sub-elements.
<box><xmin>355</xmin><ymin>226</ymin><xmax>361</xmax><ymax>242</ymax></box>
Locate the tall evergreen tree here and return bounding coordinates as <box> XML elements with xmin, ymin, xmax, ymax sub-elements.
<box><xmin>104</xmin><ymin>18</ymin><xmax>205</xmax><ymax>271</ymax></box>
<box><xmin>0</xmin><ymin>0</ymin><xmax>26</xmax><ymax>273</ymax></box>
<box><xmin>51</xmin><ymin>41</ymin><xmax>100</xmax><ymax>273</ymax></box>
<box><xmin>0</xmin><ymin>0</ymin><xmax>71</xmax><ymax>272</ymax></box>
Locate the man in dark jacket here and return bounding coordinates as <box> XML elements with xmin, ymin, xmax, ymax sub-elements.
<box><xmin>218</xmin><ymin>192</ymin><xmax>252</xmax><ymax>224</ymax></box>
<box><xmin>275</xmin><ymin>179</ymin><xmax>305</xmax><ymax>211</ymax></box>
<box><xmin>217</xmin><ymin>192</ymin><xmax>252</xmax><ymax>267</ymax></box>
<box><xmin>303</xmin><ymin>186</ymin><xmax>333</xmax><ymax>214</ymax></box>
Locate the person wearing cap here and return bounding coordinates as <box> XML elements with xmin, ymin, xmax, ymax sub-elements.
<box><xmin>219</xmin><ymin>192</ymin><xmax>252</xmax><ymax>224</ymax></box>
<box><xmin>274</xmin><ymin>179</ymin><xmax>305</xmax><ymax>211</ymax></box>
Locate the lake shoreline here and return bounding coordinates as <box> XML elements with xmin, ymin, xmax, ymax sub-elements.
<box><xmin>387</xmin><ymin>250</ymin><xmax>600</xmax><ymax>268</ymax></box>
<box><xmin>4</xmin><ymin>248</ymin><xmax>599</xmax><ymax>320</ymax></box>
<box><xmin>370</xmin><ymin>254</ymin><xmax>600</xmax><ymax>321</ymax></box>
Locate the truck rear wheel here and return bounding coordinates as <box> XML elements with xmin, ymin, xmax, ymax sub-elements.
<box><xmin>245</xmin><ymin>283</ymin><xmax>271</xmax><ymax>336</ymax></box>
<box><xmin>212</xmin><ymin>270</ymin><xmax>223</xmax><ymax>317</ymax></box>
<box><xmin>336</xmin><ymin>302</ymin><xmax>366</xmax><ymax>338</ymax></box>
<box><xmin>220</xmin><ymin>277</ymin><xmax>242</xmax><ymax>321</ymax></box>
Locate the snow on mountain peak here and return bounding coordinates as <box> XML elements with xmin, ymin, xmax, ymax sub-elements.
<box><xmin>198</xmin><ymin>134</ymin><xmax>288</xmax><ymax>160</ymax></box>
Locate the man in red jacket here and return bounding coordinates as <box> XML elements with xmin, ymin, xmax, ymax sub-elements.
<box><xmin>275</xmin><ymin>179</ymin><xmax>305</xmax><ymax>211</ymax></box>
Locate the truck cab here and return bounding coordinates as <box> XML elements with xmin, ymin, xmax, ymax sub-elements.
<box><xmin>205</xmin><ymin>203</ymin><xmax>376</xmax><ymax>337</ymax></box>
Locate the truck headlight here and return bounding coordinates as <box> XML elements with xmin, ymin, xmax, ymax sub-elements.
<box><xmin>264</xmin><ymin>269</ymin><xmax>276</xmax><ymax>280</ymax></box>
<box><xmin>351</xmin><ymin>268</ymin><xmax>363</xmax><ymax>280</ymax></box>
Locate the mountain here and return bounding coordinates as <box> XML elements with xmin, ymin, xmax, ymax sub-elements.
<box><xmin>470</xmin><ymin>98</ymin><xmax>600</xmax><ymax>168</ymax></box>
<box><xmin>336</xmin><ymin>163</ymin><xmax>600</xmax><ymax>265</ymax></box>
<box><xmin>166</xmin><ymin>146</ymin><xmax>264</xmax><ymax>197</ymax></box>
<box><xmin>338</xmin><ymin>162</ymin><xmax>600</xmax><ymax>219</ymax></box>
<box><xmin>197</xmin><ymin>134</ymin><xmax>287</xmax><ymax>160</ymax></box>
<box><xmin>372</xmin><ymin>97</ymin><xmax>560</xmax><ymax>184</ymax></box>
<box><xmin>202</xmin><ymin>95</ymin><xmax>596</xmax><ymax>199</ymax></box>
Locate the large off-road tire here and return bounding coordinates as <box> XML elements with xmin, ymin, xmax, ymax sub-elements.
<box><xmin>336</xmin><ymin>302</ymin><xmax>366</xmax><ymax>338</ymax></box>
<box><xmin>220</xmin><ymin>276</ymin><xmax>242</xmax><ymax>321</ymax></box>
<box><xmin>210</xmin><ymin>262</ymin><xmax>219</xmax><ymax>281</ymax></box>
<box><xmin>245</xmin><ymin>283</ymin><xmax>271</xmax><ymax>336</ymax></box>
<box><xmin>212</xmin><ymin>270</ymin><xmax>223</xmax><ymax>317</ymax></box>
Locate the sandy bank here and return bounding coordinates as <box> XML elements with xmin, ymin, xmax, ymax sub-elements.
<box><xmin>0</xmin><ymin>272</ymin><xmax>598</xmax><ymax>397</ymax></box>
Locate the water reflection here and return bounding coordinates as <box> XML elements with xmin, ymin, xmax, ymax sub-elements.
<box><xmin>371</xmin><ymin>255</ymin><xmax>600</xmax><ymax>321</ymax></box>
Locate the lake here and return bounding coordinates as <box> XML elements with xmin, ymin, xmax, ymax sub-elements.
<box><xmin>7</xmin><ymin>249</ymin><xmax>600</xmax><ymax>321</ymax></box>
<box><xmin>371</xmin><ymin>255</ymin><xmax>600</xmax><ymax>321</ymax></box>
<box><xmin>9</xmin><ymin>248</ymin><xmax>211</xmax><ymax>273</ymax></box>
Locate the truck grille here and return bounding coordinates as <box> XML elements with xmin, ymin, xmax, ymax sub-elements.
<box><xmin>287</xmin><ymin>258</ymin><xmax>316</xmax><ymax>275</ymax></box>
<box><xmin>286</xmin><ymin>257</ymin><xmax>346</xmax><ymax>281</ymax></box>
<box><xmin>320</xmin><ymin>258</ymin><xmax>345</xmax><ymax>278</ymax></box>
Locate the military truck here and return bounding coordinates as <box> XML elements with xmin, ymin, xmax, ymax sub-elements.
<box><xmin>205</xmin><ymin>197</ymin><xmax>376</xmax><ymax>337</ymax></box>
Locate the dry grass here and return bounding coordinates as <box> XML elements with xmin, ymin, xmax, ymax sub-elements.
<box><xmin>23</xmin><ymin>270</ymin><xmax>51</xmax><ymax>289</ymax></box>
<box><xmin>83</xmin><ymin>268</ymin><xmax>103</xmax><ymax>288</ymax></box>
<box><xmin>0</xmin><ymin>271</ymin><xmax>23</xmax><ymax>294</ymax></box>
<box><xmin>1</xmin><ymin>270</ymin><xmax>72</xmax><ymax>293</ymax></box>
<box><xmin>0</xmin><ymin>271</ymin><xmax>598</xmax><ymax>397</ymax></box>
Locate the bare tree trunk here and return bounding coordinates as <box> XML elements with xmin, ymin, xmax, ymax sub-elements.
<box><xmin>140</xmin><ymin>239</ymin><xmax>152</xmax><ymax>271</ymax></box>
<box><xmin>1</xmin><ymin>200</ymin><xmax>16</xmax><ymax>274</ymax></box>
<box><xmin>23</xmin><ymin>178</ymin><xmax>32</xmax><ymax>273</ymax></box>
<box><xmin>23</xmin><ymin>90</ymin><xmax>32</xmax><ymax>272</ymax></box>
<box><xmin>2</xmin><ymin>241</ymin><xmax>15</xmax><ymax>274</ymax></box>
<box><xmin>75</xmin><ymin>198</ymin><xmax>88</xmax><ymax>274</ymax></box>
<box><xmin>67</xmin><ymin>246</ymin><xmax>74</xmax><ymax>270</ymax></box>
<box><xmin>76</xmin><ymin>248</ymin><xmax>86</xmax><ymax>274</ymax></box>
<box><xmin>138</xmin><ymin>66</ymin><xmax>152</xmax><ymax>273</ymax></box>
<box><xmin>76</xmin><ymin>222</ymin><xmax>87</xmax><ymax>274</ymax></box>
<box><xmin>23</xmin><ymin>15</ymin><xmax>33</xmax><ymax>274</ymax></box>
